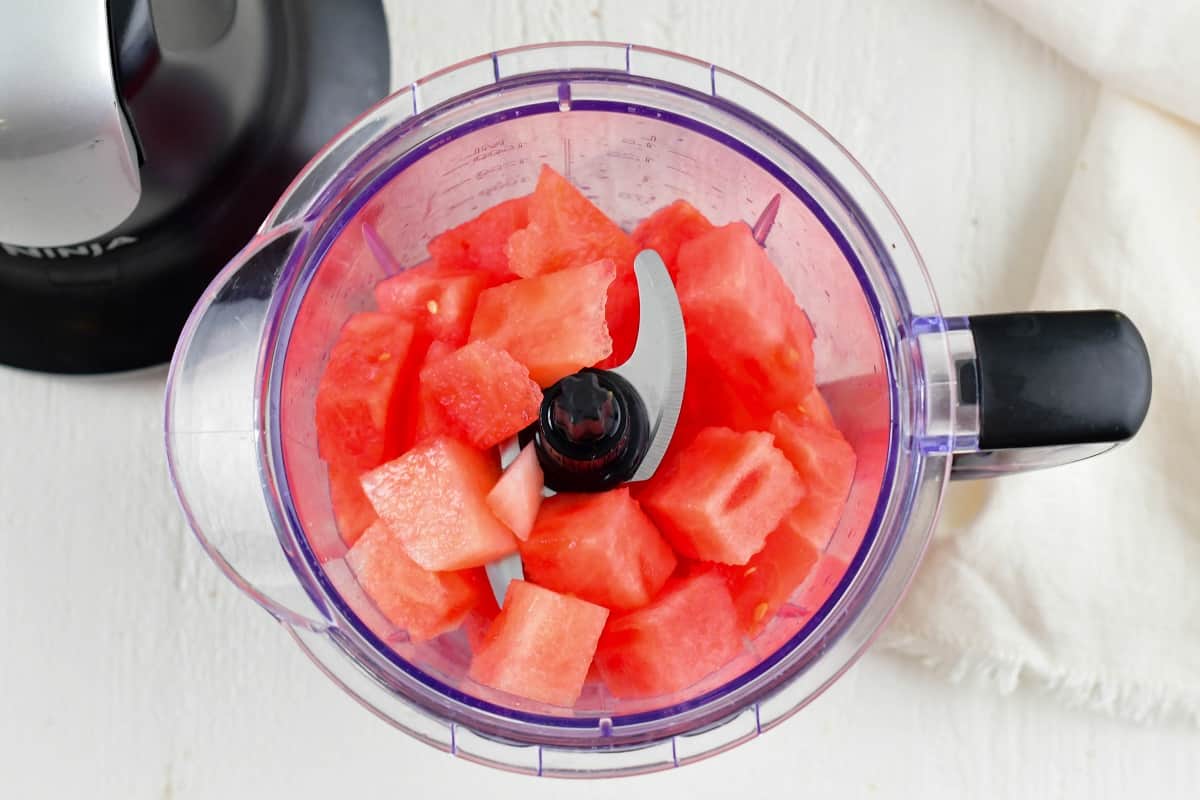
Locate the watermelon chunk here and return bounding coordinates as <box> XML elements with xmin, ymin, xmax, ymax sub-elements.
<box><xmin>505</xmin><ymin>165</ymin><xmax>636</xmax><ymax>279</ymax></box>
<box><xmin>641</xmin><ymin>427</ymin><xmax>804</xmax><ymax>565</ymax></box>
<box><xmin>347</xmin><ymin>520</ymin><xmax>491</xmax><ymax>641</ymax></box>
<box><xmin>676</xmin><ymin>223</ymin><xmax>815</xmax><ymax>414</ymax></box>
<box><xmin>749</xmin><ymin>552</ymin><xmax>850</xmax><ymax>657</ymax></box>
<box><xmin>410</xmin><ymin>340</ymin><xmax>460</xmax><ymax>445</ymax></box>
<box><xmin>672</xmin><ymin>349</ymin><xmax>758</xmax><ymax>442</ymax></box>
<box><xmin>631</xmin><ymin>199</ymin><xmax>715</xmax><ymax>278</ymax></box>
<box><xmin>601</xmin><ymin>198</ymin><xmax>714</xmax><ymax>367</ymax></box>
<box><xmin>374</xmin><ymin>261</ymin><xmax>488</xmax><ymax>346</ymax></box>
<box><xmin>328</xmin><ymin>464</ymin><xmax>377</xmax><ymax>547</ymax></box>
<box><xmin>361</xmin><ymin>437</ymin><xmax>516</xmax><ymax>571</ymax></box>
<box><xmin>720</xmin><ymin>526</ymin><xmax>820</xmax><ymax>635</ymax></box>
<box><xmin>418</xmin><ymin>340</ymin><xmax>542</xmax><ymax>449</ymax></box>
<box><xmin>629</xmin><ymin>346</ymin><xmax>761</xmax><ymax>497</ymax></box>
<box><xmin>315</xmin><ymin>312</ymin><xmax>417</xmax><ymax>471</ymax></box>
<box><xmin>485</xmin><ymin>444</ymin><xmax>544</xmax><ymax>541</ymax></box>
<box><xmin>427</xmin><ymin>195</ymin><xmax>530</xmax><ymax>278</ymax></box>
<box><xmin>596</xmin><ymin>267</ymin><xmax>641</xmax><ymax>369</ymax></box>
<box><xmin>795</xmin><ymin>387</ymin><xmax>836</xmax><ymax>429</ymax></box>
<box><xmin>469</xmin><ymin>259</ymin><xmax>615</xmax><ymax>386</ymax></box>
<box><xmin>462</xmin><ymin>592</ymin><xmax>501</xmax><ymax>652</ymax></box>
<box><xmin>468</xmin><ymin>580</ymin><xmax>609</xmax><ymax>706</ymax></box>
<box><xmin>505</xmin><ymin>166</ymin><xmax>638</xmax><ymax>367</ymax></box>
<box><xmin>768</xmin><ymin>411</ymin><xmax>857</xmax><ymax>550</ymax></box>
<box><xmin>593</xmin><ymin>569</ymin><xmax>741</xmax><ymax>698</ymax></box>
<box><xmin>519</xmin><ymin>488</ymin><xmax>677</xmax><ymax>612</ymax></box>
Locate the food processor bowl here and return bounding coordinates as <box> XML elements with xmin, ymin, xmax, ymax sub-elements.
<box><xmin>165</xmin><ymin>43</ymin><xmax>1149</xmax><ymax>777</ymax></box>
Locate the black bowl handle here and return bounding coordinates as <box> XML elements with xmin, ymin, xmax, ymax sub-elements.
<box><xmin>950</xmin><ymin>311</ymin><xmax>1151</xmax><ymax>479</ymax></box>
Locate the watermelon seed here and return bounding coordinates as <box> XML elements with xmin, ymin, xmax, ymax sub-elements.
<box><xmin>426</xmin><ymin>299</ymin><xmax>439</xmax><ymax>315</ymax></box>
<box><xmin>753</xmin><ymin>602</ymin><xmax>769</xmax><ymax>622</ymax></box>
<box><xmin>744</xmin><ymin>566</ymin><xmax>757</xmax><ymax>577</ymax></box>
<box><xmin>377</xmin><ymin>352</ymin><xmax>392</xmax><ymax>362</ymax></box>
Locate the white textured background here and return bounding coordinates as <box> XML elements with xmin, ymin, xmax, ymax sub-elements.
<box><xmin>1</xmin><ymin>1</ymin><xmax>1196</xmax><ymax>797</ymax></box>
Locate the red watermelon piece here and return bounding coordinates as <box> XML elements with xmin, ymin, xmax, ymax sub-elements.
<box><xmin>519</xmin><ymin>488</ymin><xmax>677</xmax><ymax>612</ymax></box>
<box><xmin>593</xmin><ymin>569</ymin><xmax>741</xmax><ymax>698</ymax></box>
<box><xmin>721</xmin><ymin>526</ymin><xmax>820</xmax><ymax>635</ymax></box>
<box><xmin>596</xmin><ymin>267</ymin><xmax>641</xmax><ymax>369</ymax></box>
<box><xmin>598</xmin><ymin>197</ymin><xmax>715</xmax><ymax>369</ymax></box>
<box><xmin>631</xmin><ymin>346</ymin><xmax>762</xmax><ymax>498</ymax></box>
<box><xmin>427</xmin><ymin>195</ymin><xmax>530</xmax><ymax>279</ymax></box>
<box><xmin>468</xmin><ymin>580</ymin><xmax>609</xmax><ymax>706</ymax></box>
<box><xmin>462</xmin><ymin>592</ymin><xmax>501</xmax><ymax>652</ymax></box>
<box><xmin>374</xmin><ymin>260</ymin><xmax>488</xmax><ymax>346</ymax></box>
<box><xmin>796</xmin><ymin>387</ymin><xmax>836</xmax><ymax>429</ymax></box>
<box><xmin>315</xmin><ymin>312</ymin><xmax>418</xmax><ymax>471</ymax></box>
<box><xmin>641</xmin><ymin>427</ymin><xmax>805</xmax><ymax>565</ymax></box>
<box><xmin>410</xmin><ymin>340</ymin><xmax>460</xmax><ymax>445</ymax></box>
<box><xmin>486</xmin><ymin>444</ymin><xmax>544</xmax><ymax>541</ymax></box>
<box><xmin>505</xmin><ymin>165</ymin><xmax>636</xmax><ymax>279</ymax></box>
<box><xmin>347</xmin><ymin>519</ymin><xmax>491</xmax><ymax>641</ymax></box>
<box><xmin>631</xmin><ymin>199</ymin><xmax>715</xmax><ymax>278</ymax></box>
<box><xmin>775</xmin><ymin>498</ymin><xmax>842</xmax><ymax>552</ymax></box>
<box><xmin>673</xmin><ymin>349</ymin><xmax>758</xmax><ymax>441</ymax></box>
<box><xmin>418</xmin><ymin>340</ymin><xmax>542</xmax><ymax>449</ymax></box>
<box><xmin>328</xmin><ymin>465</ymin><xmax>377</xmax><ymax>547</ymax></box>
<box><xmin>748</xmin><ymin>553</ymin><xmax>849</xmax><ymax>652</ymax></box>
<box><xmin>769</xmin><ymin>410</ymin><xmax>857</xmax><ymax>550</ymax></box>
<box><xmin>469</xmin><ymin>258</ymin><xmax>615</xmax><ymax>386</ymax></box>
<box><xmin>505</xmin><ymin>166</ymin><xmax>638</xmax><ymax>367</ymax></box>
<box><xmin>675</xmin><ymin>223</ymin><xmax>815</xmax><ymax>415</ymax></box>
<box><xmin>361</xmin><ymin>437</ymin><xmax>516</xmax><ymax>571</ymax></box>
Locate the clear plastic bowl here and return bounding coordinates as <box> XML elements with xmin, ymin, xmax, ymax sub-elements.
<box><xmin>166</xmin><ymin>43</ymin><xmax>963</xmax><ymax>777</ymax></box>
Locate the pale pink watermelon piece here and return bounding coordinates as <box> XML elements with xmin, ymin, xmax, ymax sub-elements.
<box><xmin>347</xmin><ymin>519</ymin><xmax>492</xmax><ymax>641</ymax></box>
<box><xmin>468</xmin><ymin>580</ymin><xmax>609</xmax><ymax>706</ymax></box>
<box><xmin>485</xmin><ymin>444</ymin><xmax>544</xmax><ymax>541</ymax></box>
<box><xmin>361</xmin><ymin>437</ymin><xmax>516</xmax><ymax>571</ymax></box>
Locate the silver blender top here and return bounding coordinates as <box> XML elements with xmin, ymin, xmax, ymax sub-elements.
<box><xmin>0</xmin><ymin>0</ymin><xmax>141</xmax><ymax>247</ymax></box>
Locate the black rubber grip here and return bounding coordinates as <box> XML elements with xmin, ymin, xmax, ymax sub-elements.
<box><xmin>970</xmin><ymin>311</ymin><xmax>1151</xmax><ymax>450</ymax></box>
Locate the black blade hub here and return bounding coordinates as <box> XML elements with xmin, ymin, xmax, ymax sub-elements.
<box><xmin>524</xmin><ymin>369</ymin><xmax>651</xmax><ymax>492</ymax></box>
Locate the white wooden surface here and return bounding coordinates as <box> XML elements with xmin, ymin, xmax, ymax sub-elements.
<box><xmin>1</xmin><ymin>1</ymin><xmax>1196</xmax><ymax>797</ymax></box>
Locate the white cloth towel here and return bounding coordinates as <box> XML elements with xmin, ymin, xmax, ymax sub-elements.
<box><xmin>881</xmin><ymin>0</ymin><xmax>1200</xmax><ymax>724</ymax></box>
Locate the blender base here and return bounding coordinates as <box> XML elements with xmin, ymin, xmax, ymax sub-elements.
<box><xmin>0</xmin><ymin>0</ymin><xmax>390</xmax><ymax>374</ymax></box>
